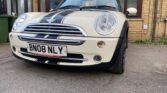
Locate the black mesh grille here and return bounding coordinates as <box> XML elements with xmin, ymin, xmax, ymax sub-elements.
<box><xmin>24</xmin><ymin>24</ymin><xmax>85</xmax><ymax>36</ymax></box>
<box><xmin>19</xmin><ymin>24</ymin><xmax>86</xmax><ymax>45</ymax></box>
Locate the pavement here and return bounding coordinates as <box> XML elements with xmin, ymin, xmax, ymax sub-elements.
<box><xmin>0</xmin><ymin>43</ymin><xmax>167</xmax><ymax>93</ymax></box>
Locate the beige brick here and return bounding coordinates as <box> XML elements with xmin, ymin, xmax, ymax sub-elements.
<box><xmin>128</xmin><ymin>0</ymin><xmax>167</xmax><ymax>41</ymax></box>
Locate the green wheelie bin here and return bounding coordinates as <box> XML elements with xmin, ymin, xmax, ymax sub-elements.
<box><xmin>0</xmin><ymin>15</ymin><xmax>10</xmax><ymax>43</ymax></box>
<box><xmin>8</xmin><ymin>16</ymin><xmax>17</xmax><ymax>32</ymax></box>
<box><xmin>0</xmin><ymin>15</ymin><xmax>16</xmax><ymax>43</ymax></box>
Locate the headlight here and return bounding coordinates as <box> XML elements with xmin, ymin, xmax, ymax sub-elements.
<box><xmin>12</xmin><ymin>14</ymin><xmax>27</xmax><ymax>31</ymax></box>
<box><xmin>96</xmin><ymin>13</ymin><xmax>118</xmax><ymax>35</ymax></box>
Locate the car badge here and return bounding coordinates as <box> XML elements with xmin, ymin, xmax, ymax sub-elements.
<box><xmin>44</xmin><ymin>35</ymin><xmax>49</xmax><ymax>39</ymax></box>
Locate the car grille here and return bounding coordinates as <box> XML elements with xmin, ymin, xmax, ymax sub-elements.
<box><xmin>19</xmin><ymin>23</ymin><xmax>86</xmax><ymax>45</ymax></box>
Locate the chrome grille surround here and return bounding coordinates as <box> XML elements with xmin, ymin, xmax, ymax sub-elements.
<box><xmin>19</xmin><ymin>23</ymin><xmax>87</xmax><ymax>45</ymax></box>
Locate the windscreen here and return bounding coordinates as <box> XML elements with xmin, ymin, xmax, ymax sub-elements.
<box><xmin>59</xmin><ymin>0</ymin><xmax>119</xmax><ymax>11</ymax></box>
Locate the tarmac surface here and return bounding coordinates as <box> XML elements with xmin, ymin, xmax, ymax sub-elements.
<box><xmin>0</xmin><ymin>43</ymin><xmax>167</xmax><ymax>93</ymax></box>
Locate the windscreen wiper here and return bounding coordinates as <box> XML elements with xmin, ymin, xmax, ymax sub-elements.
<box><xmin>81</xmin><ymin>5</ymin><xmax>116</xmax><ymax>10</ymax></box>
<box><xmin>59</xmin><ymin>5</ymin><xmax>81</xmax><ymax>9</ymax></box>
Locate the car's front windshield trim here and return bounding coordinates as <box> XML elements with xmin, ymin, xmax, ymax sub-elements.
<box><xmin>56</xmin><ymin>0</ymin><xmax>120</xmax><ymax>11</ymax></box>
<box><xmin>58</xmin><ymin>5</ymin><xmax>117</xmax><ymax>11</ymax></box>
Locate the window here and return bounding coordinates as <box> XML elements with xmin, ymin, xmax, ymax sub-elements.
<box><xmin>60</xmin><ymin>0</ymin><xmax>120</xmax><ymax>11</ymax></box>
<box><xmin>11</xmin><ymin>0</ymin><xmax>18</xmax><ymax>15</ymax></box>
<box><xmin>0</xmin><ymin>0</ymin><xmax>2</xmax><ymax>14</ymax></box>
<box><xmin>0</xmin><ymin>0</ymin><xmax>7</xmax><ymax>14</ymax></box>
<box><xmin>120</xmin><ymin>0</ymin><xmax>125</xmax><ymax>11</ymax></box>
<box><xmin>120</xmin><ymin>0</ymin><xmax>143</xmax><ymax>18</ymax></box>
<box><xmin>0</xmin><ymin>0</ymin><xmax>29</xmax><ymax>15</ymax></box>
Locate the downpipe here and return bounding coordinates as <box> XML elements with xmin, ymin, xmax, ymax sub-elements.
<box><xmin>152</xmin><ymin>0</ymin><xmax>158</xmax><ymax>42</ymax></box>
<box><xmin>165</xmin><ymin>18</ymin><xmax>167</xmax><ymax>37</ymax></box>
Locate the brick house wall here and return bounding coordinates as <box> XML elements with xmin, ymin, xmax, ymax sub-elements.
<box><xmin>128</xmin><ymin>0</ymin><xmax>167</xmax><ymax>41</ymax></box>
<box><xmin>156</xmin><ymin>0</ymin><xmax>167</xmax><ymax>38</ymax></box>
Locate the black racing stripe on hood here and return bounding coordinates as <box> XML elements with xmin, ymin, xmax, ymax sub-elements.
<box><xmin>40</xmin><ymin>10</ymin><xmax>74</xmax><ymax>23</ymax></box>
<box><xmin>51</xmin><ymin>10</ymin><xmax>73</xmax><ymax>23</ymax></box>
<box><xmin>40</xmin><ymin>12</ymin><xmax>58</xmax><ymax>23</ymax></box>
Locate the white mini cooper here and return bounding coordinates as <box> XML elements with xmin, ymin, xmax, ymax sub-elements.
<box><xmin>9</xmin><ymin>0</ymin><xmax>137</xmax><ymax>74</ymax></box>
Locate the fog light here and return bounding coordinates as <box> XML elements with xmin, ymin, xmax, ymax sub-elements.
<box><xmin>12</xmin><ymin>46</ymin><xmax>16</xmax><ymax>52</ymax></box>
<box><xmin>94</xmin><ymin>55</ymin><xmax>102</xmax><ymax>62</ymax></box>
<box><xmin>97</xmin><ymin>41</ymin><xmax>105</xmax><ymax>48</ymax></box>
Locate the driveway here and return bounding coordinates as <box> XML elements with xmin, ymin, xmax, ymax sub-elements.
<box><xmin>0</xmin><ymin>44</ymin><xmax>167</xmax><ymax>93</ymax></box>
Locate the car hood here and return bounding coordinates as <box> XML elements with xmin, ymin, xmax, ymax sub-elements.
<box><xmin>24</xmin><ymin>10</ymin><xmax>126</xmax><ymax>37</ymax></box>
<box><xmin>63</xmin><ymin>10</ymin><xmax>126</xmax><ymax>37</ymax></box>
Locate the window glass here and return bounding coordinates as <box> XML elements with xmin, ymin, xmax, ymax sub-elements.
<box><xmin>11</xmin><ymin>0</ymin><xmax>18</xmax><ymax>15</ymax></box>
<box><xmin>119</xmin><ymin>0</ymin><xmax>125</xmax><ymax>11</ymax></box>
<box><xmin>60</xmin><ymin>0</ymin><xmax>119</xmax><ymax>10</ymax></box>
<box><xmin>28</xmin><ymin>0</ymin><xmax>33</xmax><ymax>12</ymax></box>
<box><xmin>96</xmin><ymin>0</ymin><xmax>118</xmax><ymax>7</ymax></box>
<box><xmin>18</xmin><ymin>0</ymin><xmax>25</xmax><ymax>15</ymax></box>
<box><xmin>125</xmin><ymin>0</ymin><xmax>143</xmax><ymax>18</ymax></box>
<box><xmin>40</xmin><ymin>0</ymin><xmax>46</xmax><ymax>12</ymax></box>
<box><xmin>127</xmin><ymin>0</ymin><xmax>137</xmax><ymax>9</ymax></box>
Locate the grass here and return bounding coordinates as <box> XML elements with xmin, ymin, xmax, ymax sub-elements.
<box><xmin>134</xmin><ymin>37</ymin><xmax>167</xmax><ymax>45</ymax></box>
<box><xmin>135</xmin><ymin>40</ymin><xmax>152</xmax><ymax>44</ymax></box>
<box><xmin>158</xmin><ymin>37</ymin><xmax>167</xmax><ymax>45</ymax></box>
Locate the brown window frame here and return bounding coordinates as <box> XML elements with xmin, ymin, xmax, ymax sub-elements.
<box><xmin>46</xmin><ymin>0</ymin><xmax>50</xmax><ymax>12</ymax></box>
<box><xmin>35</xmin><ymin>0</ymin><xmax>50</xmax><ymax>12</ymax></box>
<box><xmin>11</xmin><ymin>0</ymin><xmax>18</xmax><ymax>15</ymax></box>
<box><xmin>1</xmin><ymin>0</ymin><xmax>7</xmax><ymax>14</ymax></box>
<box><xmin>2</xmin><ymin>0</ymin><xmax>29</xmax><ymax>15</ymax></box>
<box><xmin>24</xmin><ymin>0</ymin><xmax>28</xmax><ymax>12</ymax></box>
<box><xmin>124</xmin><ymin>0</ymin><xmax>143</xmax><ymax>18</ymax></box>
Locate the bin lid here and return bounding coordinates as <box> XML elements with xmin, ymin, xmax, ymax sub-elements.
<box><xmin>0</xmin><ymin>15</ymin><xmax>16</xmax><ymax>18</ymax></box>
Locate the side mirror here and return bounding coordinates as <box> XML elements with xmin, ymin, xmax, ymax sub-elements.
<box><xmin>126</xmin><ymin>8</ymin><xmax>137</xmax><ymax>16</ymax></box>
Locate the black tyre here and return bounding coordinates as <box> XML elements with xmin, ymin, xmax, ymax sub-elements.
<box><xmin>125</xmin><ymin>36</ymin><xmax>128</xmax><ymax>48</ymax></box>
<box><xmin>107</xmin><ymin>36</ymin><xmax>127</xmax><ymax>74</ymax></box>
<box><xmin>125</xmin><ymin>32</ymin><xmax>128</xmax><ymax>48</ymax></box>
<box><xmin>107</xmin><ymin>47</ymin><xmax>125</xmax><ymax>74</ymax></box>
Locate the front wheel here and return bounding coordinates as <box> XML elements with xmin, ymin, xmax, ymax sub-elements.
<box><xmin>107</xmin><ymin>49</ymin><xmax>125</xmax><ymax>74</ymax></box>
<box><xmin>107</xmin><ymin>37</ymin><xmax>127</xmax><ymax>74</ymax></box>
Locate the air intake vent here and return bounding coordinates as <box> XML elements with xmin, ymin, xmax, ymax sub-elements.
<box><xmin>24</xmin><ymin>23</ymin><xmax>86</xmax><ymax>36</ymax></box>
<box><xmin>19</xmin><ymin>23</ymin><xmax>86</xmax><ymax>45</ymax></box>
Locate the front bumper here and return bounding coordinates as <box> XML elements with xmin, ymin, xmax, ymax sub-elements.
<box><xmin>9</xmin><ymin>32</ymin><xmax>119</xmax><ymax>66</ymax></box>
